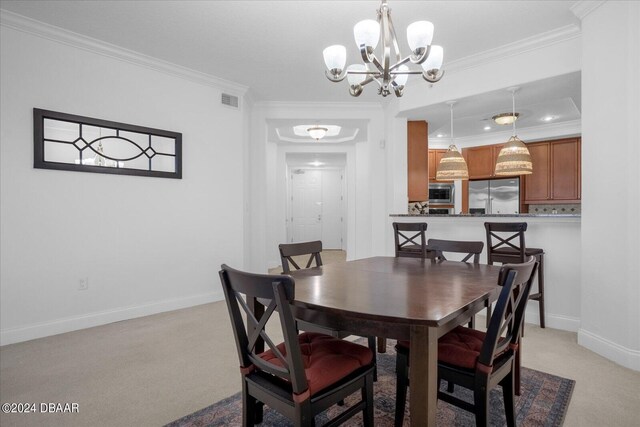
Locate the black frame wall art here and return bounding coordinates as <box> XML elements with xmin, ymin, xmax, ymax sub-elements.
<box><xmin>33</xmin><ymin>108</ymin><xmax>182</xmax><ymax>179</ymax></box>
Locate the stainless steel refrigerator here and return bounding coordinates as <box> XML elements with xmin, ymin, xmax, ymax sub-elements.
<box><xmin>468</xmin><ymin>178</ymin><xmax>520</xmax><ymax>214</ymax></box>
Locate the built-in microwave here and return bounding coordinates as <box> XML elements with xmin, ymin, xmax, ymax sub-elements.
<box><xmin>428</xmin><ymin>183</ymin><xmax>454</xmax><ymax>205</ymax></box>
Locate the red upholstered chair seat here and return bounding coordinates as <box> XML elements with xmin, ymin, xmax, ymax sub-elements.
<box><xmin>397</xmin><ymin>325</ymin><xmax>488</xmax><ymax>370</ymax></box>
<box><xmin>260</xmin><ymin>332</ymin><xmax>373</xmax><ymax>396</ymax></box>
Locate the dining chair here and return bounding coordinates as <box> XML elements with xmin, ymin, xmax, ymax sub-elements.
<box><xmin>220</xmin><ymin>264</ymin><xmax>375</xmax><ymax>427</ymax></box>
<box><xmin>279</xmin><ymin>241</ymin><xmax>378</xmax><ymax>381</ymax></box>
<box><xmin>392</xmin><ymin>222</ymin><xmax>429</xmax><ymax>258</ymax></box>
<box><xmin>394</xmin><ymin>257</ymin><xmax>537</xmax><ymax>427</ymax></box>
<box><xmin>426</xmin><ymin>238</ymin><xmax>484</xmax><ymax>263</ymax></box>
<box><xmin>485</xmin><ymin>222</ymin><xmax>546</xmax><ymax>328</ymax></box>
<box><xmin>427</xmin><ymin>238</ymin><xmax>485</xmax><ymax>328</ymax></box>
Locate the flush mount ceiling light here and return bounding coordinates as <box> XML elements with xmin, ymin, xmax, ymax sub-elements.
<box><xmin>495</xmin><ymin>87</ymin><xmax>533</xmax><ymax>176</ymax></box>
<box><xmin>323</xmin><ymin>0</ymin><xmax>444</xmax><ymax>97</ymax></box>
<box><xmin>436</xmin><ymin>101</ymin><xmax>469</xmax><ymax>181</ymax></box>
<box><xmin>306</xmin><ymin>126</ymin><xmax>329</xmax><ymax>141</ymax></box>
<box><xmin>492</xmin><ymin>112</ymin><xmax>520</xmax><ymax>125</ymax></box>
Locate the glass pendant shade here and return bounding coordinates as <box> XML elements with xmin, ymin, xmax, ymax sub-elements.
<box><xmin>307</xmin><ymin>126</ymin><xmax>328</xmax><ymax>140</ymax></box>
<box><xmin>354</xmin><ymin>20</ymin><xmax>380</xmax><ymax>49</ymax></box>
<box><xmin>394</xmin><ymin>65</ymin><xmax>409</xmax><ymax>86</ymax></box>
<box><xmin>346</xmin><ymin>64</ymin><xmax>367</xmax><ymax>86</ymax></box>
<box><xmin>323</xmin><ymin>45</ymin><xmax>347</xmax><ymax>71</ymax></box>
<box><xmin>407</xmin><ymin>21</ymin><xmax>434</xmax><ymax>52</ymax></box>
<box><xmin>421</xmin><ymin>45</ymin><xmax>444</xmax><ymax>71</ymax></box>
<box><xmin>495</xmin><ymin>136</ymin><xmax>533</xmax><ymax>175</ymax></box>
<box><xmin>436</xmin><ymin>145</ymin><xmax>469</xmax><ymax>180</ymax></box>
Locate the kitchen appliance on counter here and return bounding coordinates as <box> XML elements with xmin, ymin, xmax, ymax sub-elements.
<box><xmin>468</xmin><ymin>178</ymin><xmax>519</xmax><ymax>214</ymax></box>
<box><xmin>429</xmin><ymin>183</ymin><xmax>454</xmax><ymax>205</ymax></box>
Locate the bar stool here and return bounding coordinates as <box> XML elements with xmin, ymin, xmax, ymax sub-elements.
<box><xmin>484</xmin><ymin>222</ymin><xmax>546</xmax><ymax>328</ymax></box>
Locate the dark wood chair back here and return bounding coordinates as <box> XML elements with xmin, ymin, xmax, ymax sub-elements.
<box><xmin>393</xmin><ymin>222</ymin><xmax>428</xmax><ymax>258</ymax></box>
<box><xmin>478</xmin><ymin>257</ymin><xmax>537</xmax><ymax>371</ymax></box>
<box><xmin>427</xmin><ymin>239</ymin><xmax>484</xmax><ymax>263</ymax></box>
<box><xmin>279</xmin><ymin>241</ymin><xmax>322</xmax><ymax>273</ymax></box>
<box><xmin>219</xmin><ymin>264</ymin><xmax>308</xmax><ymax>394</ymax></box>
<box><xmin>484</xmin><ymin>222</ymin><xmax>528</xmax><ymax>264</ymax></box>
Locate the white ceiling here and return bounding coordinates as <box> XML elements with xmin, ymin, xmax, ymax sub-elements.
<box><xmin>1</xmin><ymin>0</ymin><xmax>580</xmax><ymax>102</ymax></box>
<box><xmin>268</xmin><ymin>119</ymin><xmax>369</xmax><ymax>144</ymax></box>
<box><xmin>286</xmin><ymin>153</ymin><xmax>347</xmax><ymax>168</ymax></box>
<box><xmin>412</xmin><ymin>72</ymin><xmax>582</xmax><ymax>139</ymax></box>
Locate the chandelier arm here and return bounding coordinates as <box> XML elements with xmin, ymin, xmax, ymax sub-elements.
<box><xmin>359</xmin><ymin>45</ymin><xmax>376</xmax><ymax>64</ymax></box>
<box><xmin>422</xmin><ymin>69</ymin><xmax>445</xmax><ymax>83</ymax></box>
<box><xmin>384</xmin><ymin>6</ymin><xmax>402</xmax><ymax>64</ymax></box>
<box><xmin>410</xmin><ymin>45</ymin><xmax>431</xmax><ymax>65</ymax></box>
<box><xmin>325</xmin><ymin>69</ymin><xmax>347</xmax><ymax>82</ymax></box>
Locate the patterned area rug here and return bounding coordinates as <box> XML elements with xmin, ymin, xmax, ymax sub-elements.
<box><xmin>167</xmin><ymin>341</ymin><xmax>574</xmax><ymax>426</ymax></box>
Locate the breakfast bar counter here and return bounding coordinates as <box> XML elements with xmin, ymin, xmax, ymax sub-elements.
<box><xmin>387</xmin><ymin>213</ymin><xmax>581</xmax><ymax>331</ymax></box>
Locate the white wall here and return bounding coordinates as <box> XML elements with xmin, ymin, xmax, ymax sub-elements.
<box><xmin>578</xmin><ymin>1</ymin><xmax>640</xmax><ymax>371</ymax></box>
<box><xmin>0</xmin><ymin>24</ymin><xmax>247</xmax><ymax>344</ymax></box>
<box><xmin>247</xmin><ymin>103</ymin><xmax>386</xmax><ymax>271</ymax></box>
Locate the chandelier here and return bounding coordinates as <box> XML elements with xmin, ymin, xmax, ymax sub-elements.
<box><xmin>436</xmin><ymin>101</ymin><xmax>469</xmax><ymax>181</ymax></box>
<box><xmin>322</xmin><ymin>0</ymin><xmax>445</xmax><ymax>97</ymax></box>
<box><xmin>495</xmin><ymin>87</ymin><xmax>533</xmax><ymax>176</ymax></box>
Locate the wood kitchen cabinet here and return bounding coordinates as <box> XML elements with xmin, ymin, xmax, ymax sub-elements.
<box><xmin>524</xmin><ymin>137</ymin><xmax>581</xmax><ymax>204</ymax></box>
<box><xmin>407</xmin><ymin>121</ymin><xmax>428</xmax><ymax>201</ymax></box>
<box><xmin>428</xmin><ymin>149</ymin><xmax>448</xmax><ymax>181</ymax></box>
<box><xmin>524</xmin><ymin>142</ymin><xmax>551</xmax><ymax>202</ymax></box>
<box><xmin>462</xmin><ymin>144</ymin><xmax>504</xmax><ymax>179</ymax></box>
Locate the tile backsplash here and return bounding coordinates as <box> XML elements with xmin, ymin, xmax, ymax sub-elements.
<box><xmin>408</xmin><ymin>202</ymin><xmax>429</xmax><ymax>214</ymax></box>
<box><xmin>527</xmin><ymin>204</ymin><xmax>581</xmax><ymax>214</ymax></box>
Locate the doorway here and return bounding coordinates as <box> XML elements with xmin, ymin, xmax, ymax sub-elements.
<box><xmin>286</xmin><ymin>157</ymin><xmax>346</xmax><ymax>250</ymax></box>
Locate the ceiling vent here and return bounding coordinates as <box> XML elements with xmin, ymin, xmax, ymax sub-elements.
<box><xmin>221</xmin><ymin>93</ymin><xmax>239</xmax><ymax>109</ymax></box>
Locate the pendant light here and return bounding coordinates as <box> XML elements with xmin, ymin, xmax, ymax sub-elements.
<box><xmin>436</xmin><ymin>101</ymin><xmax>469</xmax><ymax>181</ymax></box>
<box><xmin>495</xmin><ymin>87</ymin><xmax>533</xmax><ymax>176</ymax></box>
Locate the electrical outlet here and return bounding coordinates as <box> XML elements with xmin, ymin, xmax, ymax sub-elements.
<box><xmin>78</xmin><ymin>277</ymin><xmax>89</xmax><ymax>291</ymax></box>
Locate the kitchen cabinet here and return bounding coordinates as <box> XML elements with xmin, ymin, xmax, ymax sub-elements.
<box><xmin>524</xmin><ymin>137</ymin><xmax>581</xmax><ymax>204</ymax></box>
<box><xmin>462</xmin><ymin>144</ymin><xmax>504</xmax><ymax>179</ymax></box>
<box><xmin>524</xmin><ymin>142</ymin><xmax>551</xmax><ymax>202</ymax></box>
<box><xmin>428</xmin><ymin>149</ymin><xmax>448</xmax><ymax>181</ymax></box>
<box><xmin>407</xmin><ymin>121</ymin><xmax>428</xmax><ymax>201</ymax></box>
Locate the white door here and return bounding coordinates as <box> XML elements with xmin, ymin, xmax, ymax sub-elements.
<box><xmin>290</xmin><ymin>169</ymin><xmax>344</xmax><ymax>249</ymax></box>
<box><xmin>320</xmin><ymin>170</ymin><xmax>343</xmax><ymax>249</ymax></box>
<box><xmin>291</xmin><ymin>170</ymin><xmax>322</xmax><ymax>242</ymax></box>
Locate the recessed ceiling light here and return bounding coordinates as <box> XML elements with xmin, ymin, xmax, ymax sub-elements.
<box><xmin>541</xmin><ymin>115</ymin><xmax>557</xmax><ymax>122</ymax></box>
<box><xmin>436</xmin><ymin>133</ymin><xmax>445</xmax><ymax>138</ymax></box>
<box><xmin>309</xmin><ymin>161</ymin><xmax>324</xmax><ymax>167</ymax></box>
<box><xmin>483</xmin><ymin>126</ymin><xmax>491</xmax><ymax>131</ymax></box>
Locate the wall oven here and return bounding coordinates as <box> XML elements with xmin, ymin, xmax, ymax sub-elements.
<box><xmin>429</xmin><ymin>183</ymin><xmax>454</xmax><ymax>205</ymax></box>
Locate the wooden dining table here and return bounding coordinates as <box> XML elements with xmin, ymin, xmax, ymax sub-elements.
<box><xmin>286</xmin><ymin>256</ymin><xmax>502</xmax><ymax>427</ymax></box>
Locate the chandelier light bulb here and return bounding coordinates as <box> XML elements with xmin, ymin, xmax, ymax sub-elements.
<box><xmin>346</xmin><ymin>64</ymin><xmax>367</xmax><ymax>86</ymax></box>
<box><xmin>353</xmin><ymin>20</ymin><xmax>380</xmax><ymax>49</ymax></box>
<box><xmin>406</xmin><ymin>21</ymin><xmax>434</xmax><ymax>52</ymax></box>
<box><xmin>394</xmin><ymin>65</ymin><xmax>410</xmax><ymax>87</ymax></box>
<box><xmin>323</xmin><ymin>45</ymin><xmax>347</xmax><ymax>71</ymax></box>
<box><xmin>422</xmin><ymin>45</ymin><xmax>444</xmax><ymax>71</ymax></box>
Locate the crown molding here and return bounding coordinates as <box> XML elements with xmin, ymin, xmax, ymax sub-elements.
<box><xmin>443</xmin><ymin>24</ymin><xmax>581</xmax><ymax>75</ymax></box>
<box><xmin>0</xmin><ymin>10</ymin><xmax>248</xmax><ymax>96</ymax></box>
<box><xmin>254</xmin><ymin>101</ymin><xmax>383</xmax><ymax>111</ymax></box>
<box><xmin>570</xmin><ymin>1</ymin><xmax>607</xmax><ymax>20</ymax></box>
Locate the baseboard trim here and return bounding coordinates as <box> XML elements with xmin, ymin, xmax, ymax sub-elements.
<box><xmin>523</xmin><ymin>307</ymin><xmax>581</xmax><ymax>332</ymax></box>
<box><xmin>578</xmin><ymin>328</ymin><xmax>640</xmax><ymax>371</ymax></box>
<box><xmin>0</xmin><ymin>290</ymin><xmax>224</xmax><ymax>346</ymax></box>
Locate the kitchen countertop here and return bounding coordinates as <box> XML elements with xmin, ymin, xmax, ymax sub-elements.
<box><xmin>390</xmin><ymin>213</ymin><xmax>581</xmax><ymax>217</ymax></box>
